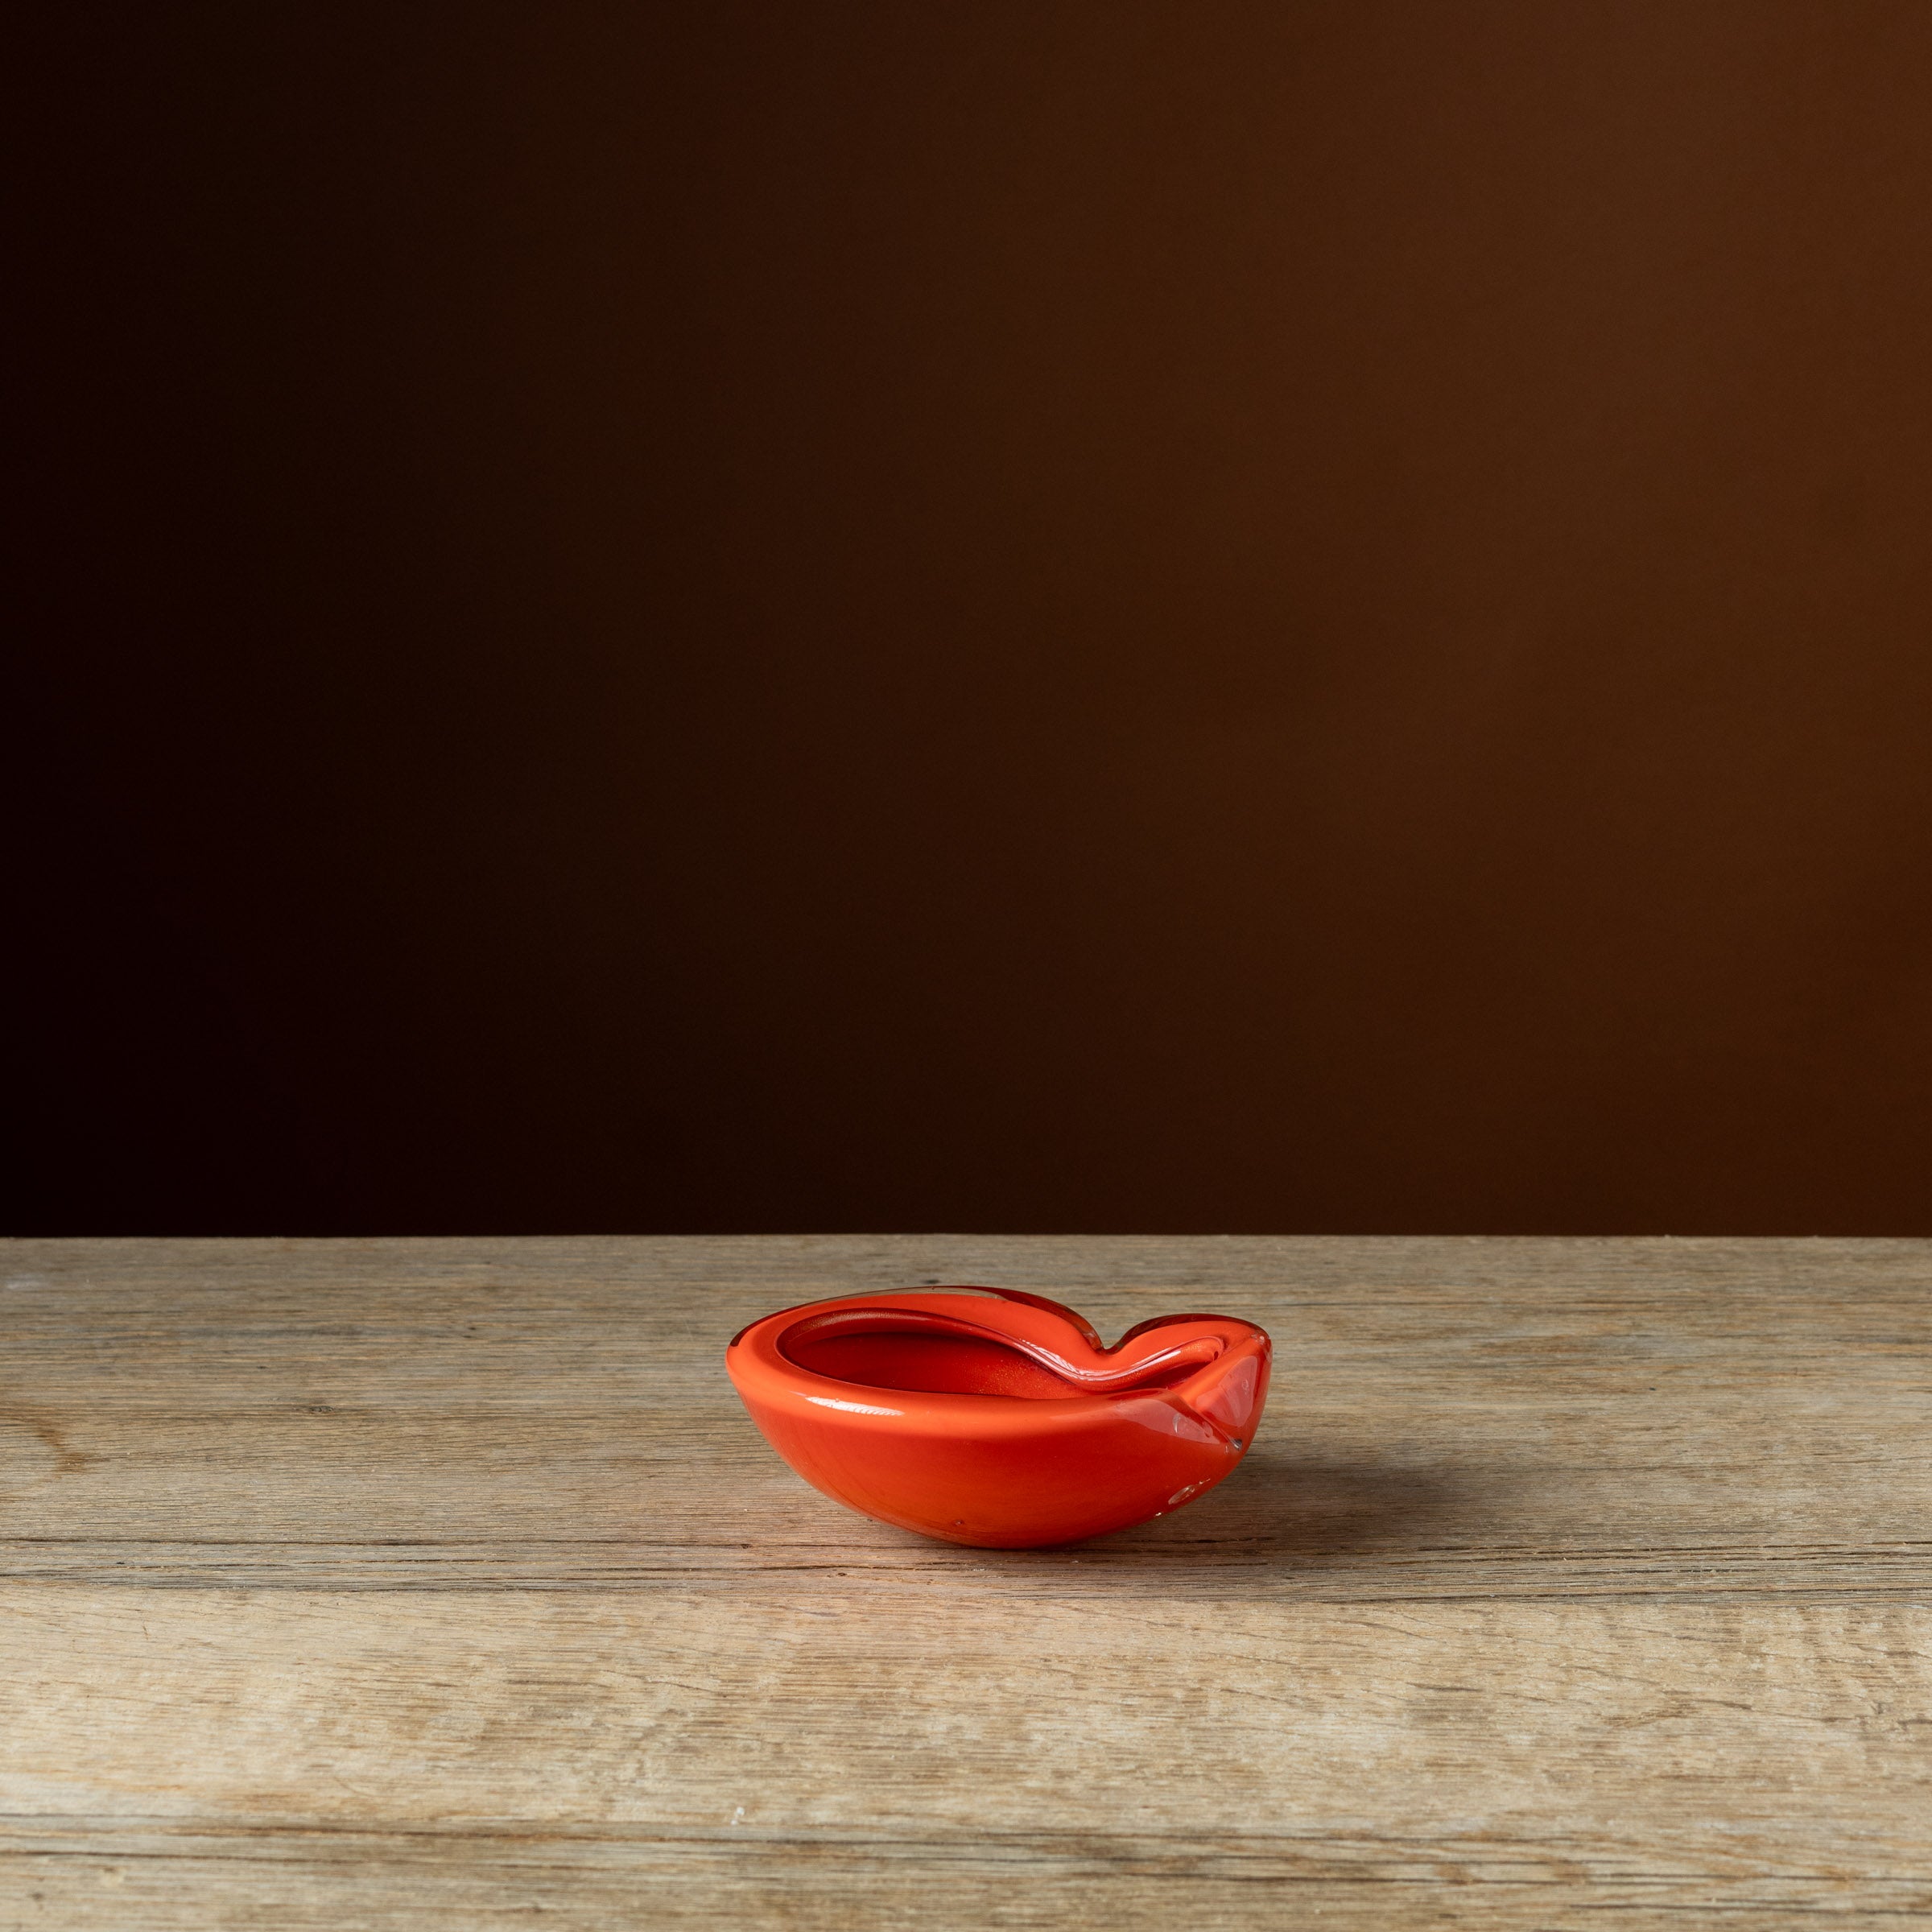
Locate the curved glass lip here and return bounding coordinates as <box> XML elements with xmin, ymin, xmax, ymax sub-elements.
<box><xmin>728</xmin><ymin>1288</ymin><xmax>1268</xmax><ymax>1438</ymax></box>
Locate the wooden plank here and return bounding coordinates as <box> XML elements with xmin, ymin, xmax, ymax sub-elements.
<box><xmin>4</xmin><ymin>1590</ymin><xmax>1932</xmax><ymax>1926</ymax></box>
<box><xmin>5</xmin><ymin>1825</ymin><xmax>1928</xmax><ymax>1931</ymax></box>
<box><xmin>5</xmin><ymin>1237</ymin><xmax>1930</xmax><ymax>1600</ymax></box>
<box><xmin>2</xmin><ymin>1236</ymin><xmax>1930</xmax><ymax>1926</ymax></box>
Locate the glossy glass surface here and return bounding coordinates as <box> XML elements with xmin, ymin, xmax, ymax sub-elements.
<box><xmin>726</xmin><ymin>1286</ymin><xmax>1271</xmax><ymax>1547</ymax></box>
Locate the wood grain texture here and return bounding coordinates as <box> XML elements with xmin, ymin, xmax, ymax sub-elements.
<box><xmin>2</xmin><ymin>1235</ymin><xmax>1930</xmax><ymax>1926</ymax></box>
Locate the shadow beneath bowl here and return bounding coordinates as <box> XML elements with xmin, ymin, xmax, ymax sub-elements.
<box><xmin>966</xmin><ymin>1451</ymin><xmax>1494</xmax><ymax>1581</ymax></box>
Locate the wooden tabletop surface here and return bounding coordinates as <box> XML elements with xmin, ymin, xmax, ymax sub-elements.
<box><xmin>3</xmin><ymin>1236</ymin><xmax>1930</xmax><ymax>1927</ymax></box>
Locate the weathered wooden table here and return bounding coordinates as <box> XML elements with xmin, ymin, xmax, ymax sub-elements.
<box><xmin>3</xmin><ymin>1237</ymin><xmax>1929</xmax><ymax>1926</ymax></box>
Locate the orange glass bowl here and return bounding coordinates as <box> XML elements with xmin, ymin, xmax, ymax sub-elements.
<box><xmin>725</xmin><ymin>1286</ymin><xmax>1271</xmax><ymax>1548</ymax></box>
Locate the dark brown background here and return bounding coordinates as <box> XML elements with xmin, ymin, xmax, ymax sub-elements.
<box><xmin>13</xmin><ymin>2</ymin><xmax>1932</xmax><ymax>1234</ymax></box>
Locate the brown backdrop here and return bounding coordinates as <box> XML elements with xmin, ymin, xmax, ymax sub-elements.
<box><xmin>14</xmin><ymin>2</ymin><xmax>1932</xmax><ymax>1233</ymax></box>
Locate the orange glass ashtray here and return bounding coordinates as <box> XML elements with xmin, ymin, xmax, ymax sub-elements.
<box><xmin>726</xmin><ymin>1286</ymin><xmax>1270</xmax><ymax>1548</ymax></box>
